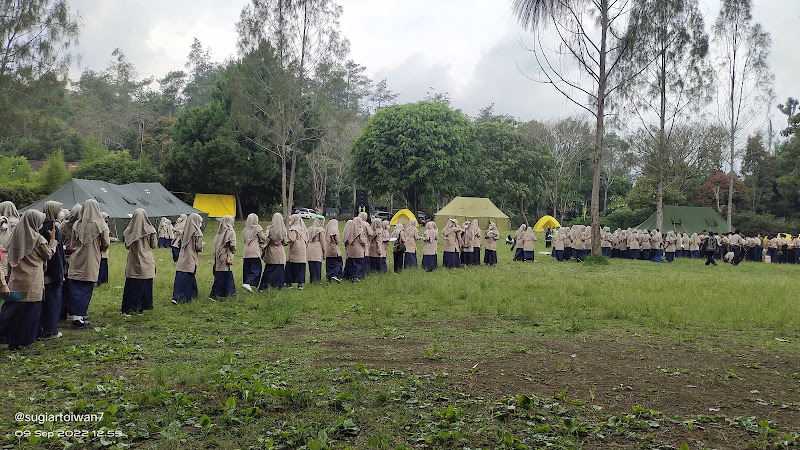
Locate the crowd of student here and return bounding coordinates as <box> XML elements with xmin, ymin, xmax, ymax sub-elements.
<box><xmin>0</xmin><ymin>202</ymin><xmax>508</xmax><ymax>350</ymax></box>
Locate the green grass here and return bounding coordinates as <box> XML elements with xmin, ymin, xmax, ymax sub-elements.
<box><xmin>1</xmin><ymin>219</ymin><xmax>799</xmax><ymax>448</ymax></box>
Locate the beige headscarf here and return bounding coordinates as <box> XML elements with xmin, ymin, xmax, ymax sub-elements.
<box><xmin>213</xmin><ymin>215</ymin><xmax>236</xmax><ymax>249</ymax></box>
<box><xmin>74</xmin><ymin>199</ymin><xmax>109</xmax><ymax>245</ymax></box>
<box><xmin>287</xmin><ymin>214</ymin><xmax>308</xmax><ymax>242</ymax></box>
<box><xmin>342</xmin><ymin>219</ymin><xmax>356</xmax><ymax>245</ymax></box>
<box><xmin>124</xmin><ymin>208</ymin><xmax>156</xmax><ymax>246</ymax></box>
<box><xmin>268</xmin><ymin>213</ymin><xmax>286</xmax><ymax>243</ymax></box>
<box><xmin>308</xmin><ymin>216</ymin><xmax>325</xmax><ymax>241</ymax></box>
<box><xmin>43</xmin><ymin>200</ymin><xmax>63</xmax><ymax>222</ymax></box>
<box><xmin>515</xmin><ymin>224</ymin><xmax>526</xmax><ymax>240</ymax></box>
<box><xmin>371</xmin><ymin>218</ymin><xmax>383</xmax><ymax>236</ymax></box>
<box><xmin>159</xmin><ymin>217</ymin><xmax>172</xmax><ymax>230</ymax></box>
<box><xmin>404</xmin><ymin>219</ymin><xmax>418</xmax><ymax>240</ymax></box>
<box><xmin>8</xmin><ymin>209</ymin><xmax>47</xmax><ymax>267</ymax></box>
<box><xmin>0</xmin><ymin>216</ymin><xmax>11</xmax><ymax>250</ymax></box>
<box><xmin>0</xmin><ymin>201</ymin><xmax>19</xmax><ymax>225</ymax></box>
<box><xmin>325</xmin><ymin>219</ymin><xmax>339</xmax><ymax>238</ymax></box>
<box><xmin>358</xmin><ymin>211</ymin><xmax>368</xmax><ymax>222</ymax></box>
<box><xmin>423</xmin><ymin>221</ymin><xmax>438</xmax><ymax>241</ymax></box>
<box><xmin>442</xmin><ymin>218</ymin><xmax>459</xmax><ymax>237</ymax></box>
<box><xmin>522</xmin><ymin>226</ymin><xmax>535</xmax><ymax>242</ymax></box>
<box><xmin>180</xmin><ymin>213</ymin><xmax>204</xmax><ymax>248</ymax></box>
<box><xmin>468</xmin><ymin>219</ymin><xmax>480</xmax><ymax>238</ymax></box>
<box><xmin>242</xmin><ymin>213</ymin><xmax>263</xmax><ymax>245</ymax></box>
<box><xmin>392</xmin><ymin>223</ymin><xmax>404</xmax><ymax>239</ymax></box>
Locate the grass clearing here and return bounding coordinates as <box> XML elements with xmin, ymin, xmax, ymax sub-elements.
<box><xmin>1</xmin><ymin>220</ymin><xmax>799</xmax><ymax>448</ymax></box>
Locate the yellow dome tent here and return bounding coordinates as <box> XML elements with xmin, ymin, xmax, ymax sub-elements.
<box><xmin>390</xmin><ymin>209</ymin><xmax>418</xmax><ymax>225</ymax></box>
<box><xmin>532</xmin><ymin>215</ymin><xmax>560</xmax><ymax>232</ymax></box>
<box><xmin>193</xmin><ymin>194</ymin><xmax>236</xmax><ymax>218</ymax></box>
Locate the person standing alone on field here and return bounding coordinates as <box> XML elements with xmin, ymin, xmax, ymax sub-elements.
<box><xmin>703</xmin><ymin>231</ymin><xmax>718</xmax><ymax>266</ymax></box>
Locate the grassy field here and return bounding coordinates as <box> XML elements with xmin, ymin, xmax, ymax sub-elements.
<box><xmin>2</xmin><ymin>219</ymin><xmax>799</xmax><ymax>449</ymax></box>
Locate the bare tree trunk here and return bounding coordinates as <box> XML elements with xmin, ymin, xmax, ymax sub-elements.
<box><xmin>590</xmin><ymin>0</ymin><xmax>609</xmax><ymax>257</ymax></box>
<box><xmin>235</xmin><ymin>193</ymin><xmax>243</xmax><ymax>220</ymax></box>
<box><xmin>281</xmin><ymin>148</ymin><xmax>288</xmax><ymax>216</ymax></box>
<box><xmin>288</xmin><ymin>144</ymin><xmax>297</xmax><ymax>219</ymax></box>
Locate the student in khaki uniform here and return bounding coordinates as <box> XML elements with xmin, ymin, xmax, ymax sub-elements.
<box><xmin>471</xmin><ymin>219</ymin><xmax>482</xmax><ymax>265</ymax></box>
<box><xmin>157</xmin><ymin>217</ymin><xmax>174</xmax><ymax>248</ymax></box>
<box><xmin>241</xmin><ymin>213</ymin><xmax>266</xmax><ymax>292</ymax></box>
<box><xmin>259</xmin><ymin>213</ymin><xmax>287</xmax><ymax>290</ymax></box>
<box><xmin>513</xmin><ymin>224</ymin><xmax>526</xmax><ymax>261</ymax></box>
<box><xmin>403</xmin><ymin>219</ymin><xmax>421</xmax><ymax>269</ymax></box>
<box><xmin>422</xmin><ymin>221</ymin><xmax>439</xmax><ymax>271</ymax></box>
<box><xmin>442</xmin><ymin>219</ymin><xmax>461</xmax><ymax>269</ymax></box>
<box><xmin>628</xmin><ymin>229</ymin><xmax>640</xmax><ymax>260</ymax></box>
<box><xmin>210</xmin><ymin>215</ymin><xmax>236</xmax><ymax>300</ymax></box>
<box><xmin>460</xmin><ymin>221</ymin><xmax>473</xmax><ymax>265</ymax></box>
<box><xmin>347</xmin><ymin>216</ymin><xmax>369</xmax><ymax>280</ymax></box>
<box><xmin>37</xmin><ymin>201</ymin><xmax>66</xmax><ymax>339</ymax></box>
<box><xmin>390</xmin><ymin>223</ymin><xmax>405</xmax><ymax>274</ymax></box>
<box><xmin>0</xmin><ymin>210</ymin><xmax>58</xmax><ymax>349</ymax></box>
<box><xmin>640</xmin><ymin>229</ymin><xmax>651</xmax><ymax>260</ymax></box>
<box><xmin>368</xmin><ymin>218</ymin><xmax>388</xmax><ymax>273</ymax></box>
<box><xmin>553</xmin><ymin>227</ymin><xmax>565</xmax><ymax>261</ymax></box>
<box><xmin>67</xmin><ymin>199</ymin><xmax>110</xmax><ymax>328</ymax></box>
<box><xmin>283</xmin><ymin>214</ymin><xmax>308</xmax><ymax>289</ymax></box>
<box><xmin>172</xmin><ymin>213</ymin><xmax>205</xmax><ymax>303</ymax></box>
<box><xmin>484</xmin><ymin>222</ymin><xmax>499</xmax><ymax>265</ymax></box>
<box><xmin>170</xmin><ymin>214</ymin><xmax>187</xmax><ymax>262</ymax></box>
<box><xmin>522</xmin><ymin>226</ymin><xmax>537</xmax><ymax>262</ymax></box>
<box><xmin>121</xmin><ymin>208</ymin><xmax>157</xmax><ymax>314</ymax></box>
<box><xmin>324</xmin><ymin>219</ymin><xmax>343</xmax><ymax>282</ymax></box>
<box><xmin>689</xmin><ymin>233</ymin><xmax>700</xmax><ymax>259</ymax></box>
<box><xmin>306</xmin><ymin>216</ymin><xmax>326</xmax><ymax>282</ymax></box>
<box><xmin>664</xmin><ymin>231</ymin><xmax>677</xmax><ymax>262</ymax></box>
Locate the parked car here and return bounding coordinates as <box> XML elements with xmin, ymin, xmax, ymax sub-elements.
<box><xmin>372</xmin><ymin>210</ymin><xmax>391</xmax><ymax>221</ymax></box>
<box><xmin>296</xmin><ymin>208</ymin><xmax>316</xmax><ymax>219</ymax></box>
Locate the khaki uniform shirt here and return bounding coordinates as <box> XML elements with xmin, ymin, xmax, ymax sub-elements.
<box><xmin>176</xmin><ymin>236</ymin><xmax>206</xmax><ymax>273</ymax></box>
<box><xmin>125</xmin><ymin>234</ymin><xmax>157</xmax><ymax>279</ymax></box>
<box><xmin>8</xmin><ymin>239</ymin><xmax>57</xmax><ymax>302</ymax></box>
<box><xmin>68</xmin><ymin>230</ymin><xmax>111</xmax><ymax>282</ymax></box>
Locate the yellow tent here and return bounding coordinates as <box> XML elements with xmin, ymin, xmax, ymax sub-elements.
<box><xmin>390</xmin><ymin>209</ymin><xmax>418</xmax><ymax>225</ymax></box>
<box><xmin>193</xmin><ymin>194</ymin><xmax>236</xmax><ymax>218</ymax></box>
<box><xmin>532</xmin><ymin>215</ymin><xmax>561</xmax><ymax>232</ymax></box>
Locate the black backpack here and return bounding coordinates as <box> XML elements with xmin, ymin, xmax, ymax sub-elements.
<box><xmin>705</xmin><ymin>235</ymin><xmax>717</xmax><ymax>251</ymax></box>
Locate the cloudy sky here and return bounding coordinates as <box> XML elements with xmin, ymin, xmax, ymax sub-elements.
<box><xmin>69</xmin><ymin>0</ymin><xmax>797</xmax><ymax>125</ymax></box>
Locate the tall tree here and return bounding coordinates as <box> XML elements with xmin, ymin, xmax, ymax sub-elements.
<box><xmin>512</xmin><ymin>0</ymin><xmax>646</xmax><ymax>255</ymax></box>
<box><xmin>713</xmin><ymin>0</ymin><xmax>773</xmax><ymax>231</ymax></box>
<box><xmin>0</xmin><ymin>0</ymin><xmax>79</xmax><ymax>140</ymax></box>
<box><xmin>183</xmin><ymin>38</ymin><xmax>220</xmax><ymax>109</ymax></box>
<box><xmin>236</xmin><ymin>0</ymin><xmax>347</xmax><ymax>217</ymax></box>
<box><xmin>369</xmin><ymin>78</ymin><xmax>399</xmax><ymax>112</ymax></box>
<box><xmin>620</xmin><ymin>0</ymin><xmax>711</xmax><ymax>231</ymax></box>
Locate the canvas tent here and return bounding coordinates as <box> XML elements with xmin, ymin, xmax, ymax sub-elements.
<box><xmin>637</xmin><ymin>205</ymin><xmax>727</xmax><ymax>235</ymax></box>
<box><xmin>389</xmin><ymin>209</ymin><xmax>418</xmax><ymax>225</ymax></box>
<box><xmin>434</xmin><ymin>197</ymin><xmax>511</xmax><ymax>231</ymax></box>
<box><xmin>532</xmin><ymin>215</ymin><xmax>561</xmax><ymax>231</ymax></box>
<box><xmin>22</xmin><ymin>179</ymin><xmax>208</xmax><ymax>239</ymax></box>
<box><xmin>193</xmin><ymin>194</ymin><xmax>236</xmax><ymax>218</ymax></box>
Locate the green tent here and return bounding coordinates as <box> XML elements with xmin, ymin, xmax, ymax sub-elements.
<box><xmin>637</xmin><ymin>205</ymin><xmax>727</xmax><ymax>234</ymax></box>
<box><xmin>434</xmin><ymin>197</ymin><xmax>511</xmax><ymax>231</ymax></box>
<box><xmin>22</xmin><ymin>179</ymin><xmax>208</xmax><ymax>239</ymax></box>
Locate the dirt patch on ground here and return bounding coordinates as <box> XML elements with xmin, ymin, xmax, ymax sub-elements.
<box><xmin>308</xmin><ymin>328</ymin><xmax>800</xmax><ymax>448</ymax></box>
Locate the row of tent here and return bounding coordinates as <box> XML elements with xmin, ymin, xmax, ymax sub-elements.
<box><xmin>20</xmin><ymin>180</ymin><xmax>728</xmax><ymax>238</ymax></box>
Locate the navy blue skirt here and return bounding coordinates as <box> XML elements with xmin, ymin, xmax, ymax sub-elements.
<box><xmin>171</xmin><ymin>246</ymin><xmax>180</xmax><ymax>262</ymax></box>
<box><xmin>350</xmin><ymin>257</ymin><xmax>367</xmax><ymax>280</ymax></box>
<box><xmin>484</xmin><ymin>249</ymin><xmax>497</xmax><ymax>265</ymax></box>
<box><xmin>629</xmin><ymin>249</ymin><xmax>640</xmax><ymax>260</ymax></box>
<box><xmin>158</xmin><ymin>237</ymin><xmax>171</xmax><ymax>248</ymax></box>
<box><xmin>68</xmin><ymin>279</ymin><xmax>94</xmax><ymax>316</ymax></box>
<box><xmin>308</xmin><ymin>261</ymin><xmax>322</xmax><ymax>282</ymax></box>
<box><xmin>343</xmin><ymin>257</ymin><xmax>354</xmax><ymax>279</ymax></box>
<box><xmin>0</xmin><ymin>301</ymin><xmax>42</xmax><ymax>350</ymax></box>
<box><xmin>404</xmin><ymin>252</ymin><xmax>418</xmax><ymax>268</ymax></box>
<box><xmin>461</xmin><ymin>250</ymin><xmax>473</xmax><ymax>265</ymax></box>
<box><xmin>122</xmin><ymin>278</ymin><xmax>153</xmax><ymax>313</ymax></box>
<box><xmin>523</xmin><ymin>250</ymin><xmax>535</xmax><ymax>261</ymax></box>
<box><xmin>40</xmin><ymin>281</ymin><xmax>62</xmax><ymax>338</ymax></box>
<box><xmin>326</xmin><ymin>256</ymin><xmax>343</xmax><ymax>280</ymax></box>
<box><xmin>285</xmin><ymin>262</ymin><xmax>306</xmax><ymax>285</ymax></box>
<box><xmin>96</xmin><ymin>258</ymin><xmax>108</xmax><ymax>284</ymax></box>
<box><xmin>422</xmin><ymin>254</ymin><xmax>438</xmax><ymax>271</ymax></box>
<box><xmin>370</xmin><ymin>257</ymin><xmax>387</xmax><ymax>273</ymax></box>
<box><xmin>472</xmin><ymin>247</ymin><xmax>481</xmax><ymax>265</ymax></box>
<box><xmin>210</xmin><ymin>270</ymin><xmax>235</xmax><ymax>299</ymax></box>
<box><xmin>364</xmin><ymin>256</ymin><xmax>372</xmax><ymax>273</ymax></box>
<box><xmin>259</xmin><ymin>264</ymin><xmax>285</xmax><ymax>290</ymax></box>
<box><xmin>513</xmin><ymin>248</ymin><xmax>523</xmax><ymax>261</ymax></box>
<box><xmin>172</xmin><ymin>271</ymin><xmax>198</xmax><ymax>303</ymax></box>
<box><xmin>242</xmin><ymin>257</ymin><xmax>262</xmax><ymax>286</ymax></box>
<box><xmin>665</xmin><ymin>252</ymin><xmax>675</xmax><ymax>262</ymax></box>
<box><xmin>443</xmin><ymin>251</ymin><xmax>460</xmax><ymax>268</ymax></box>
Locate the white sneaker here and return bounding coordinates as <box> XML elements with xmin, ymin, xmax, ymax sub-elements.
<box><xmin>171</xmin><ymin>299</ymin><xmax>178</xmax><ymax>305</ymax></box>
<box><xmin>209</xmin><ymin>297</ymin><xmax>216</xmax><ymax>302</ymax></box>
<box><xmin>42</xmin><ymin>332</ymin><xmax>62</xmax><ymax>340</ymax></box>
<box><xmin>298</xmin><ymin>284</ymin><xmax>304</xmax><ymax>290</ymax></box>
<box><xmin>242</xmin><ymin>284</ymin><xmax>253</xmax><ymax>293</ymax></box>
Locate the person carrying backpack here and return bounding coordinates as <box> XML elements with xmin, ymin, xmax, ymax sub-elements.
<box><xmin>703</xmin><ymin>231</ymin><xmax>718</xmax><ymax>266</ymax></box>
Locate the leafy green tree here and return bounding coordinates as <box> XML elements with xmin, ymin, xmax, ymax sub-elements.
<box><xmin>626</xmin><ymin>176</ymin><xmax>684</xmax><ymax>211</ymax></box>
<box><xmin>369</xmin><ymin>79</ymin><xmax>399</xmax><ymax>113</ymax></box>
<box><xmin>696</xmin><ymin>172</ymin><xmax>750</xmax><ymax>216</ymax></box>
<box><xmin>742</xmin><ymin>134</ymin><xmax>779</xmax><ymax>213</ymax></box>
<box><xmin>39</xmin><ymin>149</ymin><xmax>70</xmax><ymax>193</ymax></box>
<box><xmin>183</xmin><ymin>38</ymin><xmax>221</xmax><ymax>109</ymax></box>
<box><xmin>351</xmin><ymin>101</ymin><xmax>476</xmax><ymax>212</ymax></box>
<box><xmin>775</xmin><ymin>135</ymin><xmax>800</xmax><ymax>218</ymax></box>
<box><xmin>777</xmin><ymin>97</ymin><xmax>799</xmax><ymax>137</ymax></box>
<box><xmin>72</xmin><ymin>151</ymin><xmax>159</xmax><ymax>184</ymax></box>
<box><xmin>0</xmin><ymin>0</ymin><xmax>79</xmax><ymax>138</ymax></box>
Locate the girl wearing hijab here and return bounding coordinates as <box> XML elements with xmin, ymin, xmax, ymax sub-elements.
<box><xmin>171</xmin><ymin>214</ymin><xmax>187</xmax><ymax>262</ymax></box>
<box><xmin>368</xmin><ymin>219</ymin><xmax>388</xmax><ymax>273</ymax></box>
<box><xmin>241</xmin><ymin>213</ymin><xmax>266</xmax><ymax>292</ymax></box>
<box><xmin>553</xmin><ymin>227</ymin><xmax>565</xmax><ymax>262</ymax></box>
<box><xmin>96</xmin><ymin>212</ymin><xmax>111</xmax><ymax>285</ymax></box>
<box><xmin>58</xmin><ymin>203</ymin><xmax>81</xmax><ymax>319</ymax></box>
<box><xmin>513</xmin><ymin>224</ymin><xmax>526</xmax><ymax>261</ymax></box>
<box><xmin>259</xmin><ymin>213</ymin><xmax>287</xmax><ymax>290</ymax></box>
<box><xmin>38</xmin><ymin>201</ymin><xmax>66</xmax><ymax>339</ymax></box>
<box><xmin>122</xmin><ymin>208</ymin><xmax>157</xmax><ymax>314</ymax></box>
<box><xmin>484</xmin><ymin>222</ymin><xmax>499</xmax><ymax>265</ymax></box>
<box><xmin>172</xmin><ymin>213</ymin><xmax>205</xmax><ymax>303</ymax></box>
<box><xmin>324</xmin><ymin>219</ymin><xmax>343</xmax><ymax>282</ymax></box>
<box><xmin>442</xmin><ymin>219</ymin><xmax>461</xmax><ymax>269</ymax></box>
<box><xmin>307</xmin><ymin>216</ymin><xmax>326</xmax><ymax>283</ymax></box>
<box><xmin>421</xmin><ymin>221</ymin><xmax>438</xmax><ymax>271</ymax></box>
<box><xmin>284</xmin><ymin>214</ymin><xmax>308</xmax><ymax>289</ymax></box>
<box><xmin>664</xmin><ymin>231</ymin><xmax>677</xmax><ymax>262</ymax></box>
<box><xmin>347</xmin><ymin>216</ymin><xmax>368</xmax><ymax>281</ymax></box>
<box><xmin>210</xmin><ymin>215</ymin><xmax>236</xmax><ymax>300</ymax></box>
<box><xmin>342</xmin><ymin>220</ymin><xmax>355</xmax><ymax>280</ymax></box>
<box><xmin>460</xmin><ymin>221</ymin><xmax>473</xmax><ymax>266</ymax></box>
<box><xmin>0</xmin><ymin>210</ymin><xmax>16</xmax><ymax>282</ymax></box>
<box><xmin>359</xmin><ymin>212</ymin><xmax>375</xmax><ymax>272</ymax></box>
<box><xmin>0</xmin><ymin>210</ymin><xmax>58</xmax><ymax>349</ymax></box>
<box><xmin>403</xmin><ymin>219</ymin><xmax>421</xmax><ymax>268</ymax></box>
<box><xmin>157</xmin><ymin>217</ymin><xmax>174</xmax><ymax>248</ymax></box>
<box><xmin>391</xmin><ymin>223</ymin><xmax>405</xmax><ymax>273</ymax></box>
<box><xmin>522</xmin><ymin>226</ymin><xmax>537</xmax><ymax>261</ymax></box>
<box><xmin>471</xmin><ymin>220</ymin><xmax>482</xmax><ymax>265</ymax></box>
<box><xmin>0</xmin><ymin>201</ymin><xmax>19</xmax><ymax>227</ymax></box>
<box><xmin>67</xmin><ymin>199</ymin><xmax>111</xmax><ymax>328</ymax></box>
